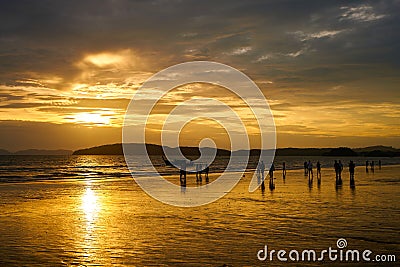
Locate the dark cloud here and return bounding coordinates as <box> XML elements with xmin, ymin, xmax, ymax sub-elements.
<box><xmin>0</xmin><ymin>0</ymin><xmax>399</xmax><ymax>149</ymax></box>
<box><xmin>1</xmin><ymin>0</ymin><xmax>398</xmax><ymax>75</ymax></box>
<box><xmin>0</xmin><ymin>93</ymin><xmax>24</xmax><ymax>101</ymax></box>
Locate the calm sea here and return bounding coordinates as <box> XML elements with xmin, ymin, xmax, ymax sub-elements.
<box><xmin>1</xmin><ymin>155</ymin><xmax>399</xmax><ymax>183</ymax></box>
<box><xmin>0</xmin><ymin>155</ymin><xmax>399</xmax><ymax>266</ymax></box>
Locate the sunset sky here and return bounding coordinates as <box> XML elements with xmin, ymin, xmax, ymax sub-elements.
<box><xmin>1</xmin><ymin>0</ymin><xmax>399</xmax><ymax>151</ymax></box>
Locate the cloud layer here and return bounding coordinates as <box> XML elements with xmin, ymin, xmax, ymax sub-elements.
<box><xmin>0</xmin><ymin>0</ymin><xmax>399</xmax><ymax>150</ymax></box>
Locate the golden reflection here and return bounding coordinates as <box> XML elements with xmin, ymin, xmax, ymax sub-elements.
<box><xmin>81</xmin><ymin>187</ymin><xmax>100</xmax><ymax>223</ymax></box>
<box><xmin>79</xmin><ymin>185</ymin><xmax>102</xmax><ymax>262</ymax></box>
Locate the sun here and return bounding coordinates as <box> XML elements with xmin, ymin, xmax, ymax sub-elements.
<box><xmin>73</xmin><ymin>112</ymin><xmax>110</xmax><ymax>125</ymax></box>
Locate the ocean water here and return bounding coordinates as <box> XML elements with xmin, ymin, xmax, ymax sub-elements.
<box><xmin>0</xmin><ymin>155</ymin><xmax>399</xmax><ymax>266</ymax></box>
<box><xmin>1</xmin><ymin>155</ymin><xmax>399</xmax><ymax>183</ymax></box>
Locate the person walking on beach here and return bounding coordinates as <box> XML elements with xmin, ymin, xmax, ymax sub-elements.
<box><xmin>304</xmin><ymin>161</ymin><xmax>308</xmax><ymax>176</ymax></box>
<box><xmin>269</xmin><ymin>162</ymin><xmax>275</xmax><ymax>179</ymax></box>
<box><xmin>269</xmin><ymin>162</ymin><xmax>275</xmax><ymax>190</ymax></box>
<box><xmin>179</xmin><ymin>162</ymin><xmax>187</xmax><ymax>186</ymax></box>
<box><xmin>370</xmin><ymin>161</ymin><xmax>375</xmax><ymax>173</ymax></box>
<box><xmin>334</xmin><ymin>160</ymin><xmax>340</xmax><ymax>183</ymax></box>
<box><xmin>282</xmin><ymin>161</ymin><xmax>286</xmax><ymax>178</ymax></box>
<box><xmin>205</xmin><ymin>165</ymin><xmax>209</xmax><ymax>182</ymax></box>
<box><xmin>366</xmin><ymin>160</ymin><xmax>369</xmax><ymax>173</ymax></box>
<box><xmin>196</xmin><ymin>163</ymin><xmax>200</xmax><ymax>182</ymax></box>
<box><xmin>338</xmin><ymin>160</ymin><xmax>343</xmax><ymax>180</ymax></box>
<box><xmin>260</xmin><ymin>161</ymin><xmax>265</xmax><ymax>180</ymax></box>
<box><xmin>349</xmin><ymin>160</ymin><xmax>356</xmax><ymax>186</ymax></box>
<box><xmin>198</xmin><ymin>164</ymin><xmax>203</xmax><ymax>182</ymax></box>
<box><xmin>307</xmin><ymin>160</ymin><xmax>313</xmax><ymax>180</ymax></box>
<box><xmin>316</xmin><ymin>161</ymin><xmax>321</xmax><ymax>179</ymax></box>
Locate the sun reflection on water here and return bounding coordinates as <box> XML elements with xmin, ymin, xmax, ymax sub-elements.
<box><xmin>81</xmin><ymin>187</ymin><xmax>100</xmax><ymax>223</ymax></box>
<box><xmin>80</xmin><ymin>185</ymin><xmax>101</xmax><ymax>262</ymax></box>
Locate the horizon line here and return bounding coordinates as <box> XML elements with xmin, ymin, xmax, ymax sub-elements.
<box><xmin>3</xmin><ymin>143</ymin><xmax>399</xmax><ymax>153</ymax></box>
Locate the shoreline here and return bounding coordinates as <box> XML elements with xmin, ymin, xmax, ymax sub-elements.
<box><xmin>1</xmin><ymin>163</ymin><xmax>399</xmax><ymax>186</ymax></box>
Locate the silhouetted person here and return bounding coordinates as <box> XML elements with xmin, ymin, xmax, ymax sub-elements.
<box><xmin>180</xmin><ymin>162</ymin><xmax>187</xmax><ymax>186</ymax></box>
<box><xmin>338</xmin><ymin>160</ymin><xmax>343</xmax><ymax>180</ymax></box>
<box><xmin>370</xmin><ymin>161</ymin><xmax>374</xmax><ymax>173</ymax></box>
<box><xmin>180</xmin><ymin>169</ymin><xmax>186</xmax><ymax>186</ymax></box>
<box><xmin>334</xmin><ymin>160</ymin><xmax>339</xmax><ymax>179</ymax></box>
<box><xmin>349</xmin><ymin>160</ymin><xmax>355</xmax><ymax>187</ymax></box>
<box><xmin>196</xmin><ymin>164</ymin><xmax>200</xmax><ymax>182</ymax></box>
<box><xmin>269</xmin><ymin>162</ymin><xmax>275</xmax><ymax>179</ymax></box>
<box><xmin>378</xmin><ymin>160</ymin><xmax>381</xmax><ymax>170</ymax></box>
<box><xmin>316</xmin><ymin>161</ymin><xmax>321</xmax><ymax>180</ymax></box>
<box><xmin>282</xmin><ymin>161</ymin><xmax>286</xmax><ymax>178</ymax></box>
<box><xmin>260</xmin><ymin>161</ymin><xmax>265</xmax><ymax>180</ymax></box>
<box><xmin>304</xmin><ymin>161</ymin><xmax>308</xmax><ymax>176</ymax></box>
<box><xmin>366</xmin><ymin>160</ymin><xmax>369</xmax><ymax>173</ymax></box>
<box><xmin>334</xmin><ymin>160</ymin><xmax>341</xmax><ymax>184</ymax></box>
<box><xmin>269</xmin><ymin>162</ymin><xmax>275</xmax><ymax>190</ymax></box>
<box><xmin>200</xmin><ymin>164</ymin><xmax>204</xmax><ymax>181</ymax></box>
<box><xmin>307</xmin><ymin>160</ymin><xmax>313</xmax><ymax>180</ymax></box>
<box><xmin>256</xmin><ymin>167</ymin><xmax>261</xmax><ymax>185</ymax></box>
<box><xmin>205</xmin><ymin>165</ymin><xmax>209</xmax><ymax>182</ymax></box>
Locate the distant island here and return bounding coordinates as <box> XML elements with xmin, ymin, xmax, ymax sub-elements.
<box><xmin>1</xmin><ymin>144</ymin><xmax>398</xmax><ymax>157</ymax></box>
<box><xmin>72</xmin><ymin>143</ymin><xmax>400</xmax><ymax>157</ymax></box>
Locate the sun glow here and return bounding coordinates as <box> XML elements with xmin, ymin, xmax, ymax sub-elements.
<box><xmin>80</xmin><ymin>49</ymin><xmax>133</xmax><ymax>68</ymax></box>
<box><xmin>73</xmin><ymin>112</ymin><xmax>110</xmax><ymax>125</ymax></box>
<box><xmin>85</xmin><ymin>53</ymin><xmax>125</xmax><ymax>67</ymax></box>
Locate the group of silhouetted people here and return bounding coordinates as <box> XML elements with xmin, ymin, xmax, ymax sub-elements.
<box><xmin>257</xmin><ymin>161</ymin><xmax>276</xmax><ymax>191</ymax></box>
<box><xmin>365</xmin><ymin>160</ymin><xmax>381</xmax><ymax>173</ymax></box>
<box><xmin>179</xmin><ymin>162</ymin><xmax>209</xmax><ymax>187</ymax></box>
<box><xmin>300</xmin><ymin>159</ymin><xmax>384</xmax><ymax>188</ymax></box>
<box><xmin>257</xmin><ymin>158</ymin><xmax>384</xmax><ymax>192</ymax></box>
<box><xmin>176</xmin><ymin>157</ymin><xmax>382</xmax><ymax>190</ymax></box>
<box><xmin>195</xmin><ymin>163</ymin><xmax>209</xmax><ymax>183</ymax></box>
<box><xmin>303</xmin><ymin>160</ymin><xmax>322</xmax><ymax>183</ymax></box>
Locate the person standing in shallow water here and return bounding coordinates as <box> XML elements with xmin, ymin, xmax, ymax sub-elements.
<box><xmin>269</xmin><ymin>162</ymin><xmax>275</xmax><ymax>179</ymax></box>
<box><xmin>378</xmin><ymin>160</ymin><xmax>382</xmax><ymax>170</ymax></box>
<box><xmin>204</xmin><ymin>165</ymin><xmax>209</xmax><ymax>183</ymax></box>
<box><xmin>349</xmin><ymin>160</ymin><xmax>356</xmax><ymax>186</ymax></box>
<box><xmin>304</xmin><ymin>161</ymin><xmax>308</xmax><ymax>176</ymax></box>
<box><xmin>334</xmin><ymin>160</ymin><xmax>340</xmax><ymax>183</ymax></box>
<box><xmin>269</xmin><ymin>162</ymin><xmax>275</xmax><ymax>190</ymax></box>
<box><xmin>307</xmin><ymin>160</ymin><xmax>313</xmax><ymax>180</ymax></box>
<box><xmin>282</xmin><ymin>162</ymin><xmax>286</xmax><ymax>178</ymax></box>
<box><xmin>366</xmin><ymin>160</ymin><xmax>369</xmax><ymax>173</ymax></box>
<box><xmin>338</xmin><ymin>160</ymin><xmax>343</xmax><ymax>180</ymax></box>
<box><xmin>260</xmin><ymin>161</ymin><xmax>265</xmax><ymax>180</ymax></box>
<box><xmin>370</xmin><ymin>161</ymin><xmax>375</xmax><ymax>173</ymax></box>
<box><xmin>316</xmin><ymin>161</ymin><xmax>321</xmax><ymax>180</ymax></box>
<box><xmin>179</xmin><ymin>162</ymin><xmax>187</xmax><ymax>186</ymax></box>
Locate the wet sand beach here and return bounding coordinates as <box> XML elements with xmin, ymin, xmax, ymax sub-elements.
<box><xmin>0</xmin><ymin>160</ymin><xmax>399</xmax><ymax>266</ymax></box>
